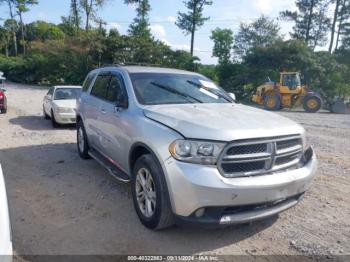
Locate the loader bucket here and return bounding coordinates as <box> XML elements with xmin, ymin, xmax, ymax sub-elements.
<box><xmin>331</xmin><ymin>98</ymin><xmax>350</xmax><ymax>114</ymax></box>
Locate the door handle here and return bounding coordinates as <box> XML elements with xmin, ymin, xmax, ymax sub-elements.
<box><xmin>100</xmin><ymin>108</ymin><xmax>107</xmax><ymax>114</ymax></box>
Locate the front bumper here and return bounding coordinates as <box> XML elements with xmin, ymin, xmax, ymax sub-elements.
<box><xmin>162</xmin><ymin>147</ymin><xmax>317</xmax><ymax>225</ymax></box>
<box><xmin>54</xmin><ymin>112</ymin><xmax>77</xmax><ymax>124</ymax></box>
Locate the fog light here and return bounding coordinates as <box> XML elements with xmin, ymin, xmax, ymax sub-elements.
<box><xmin>195</xmin><ymin>208</ymin><xmax>205</xmax><ymax>218</ymax></box>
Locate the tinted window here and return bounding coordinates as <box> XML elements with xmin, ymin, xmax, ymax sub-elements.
<box><xmin>54</xmin><ymin>88</ymin><xmax>82</xmax><ymax>100</ymax></box>
<box><xmin>82</xmin><ymin>73</ymin><xmax>96</xmax><ymax>92</ymax></box>
<box><xmin>129</xmin><ymin>73</ymin><xmax>232</xmax><ymax>105</ymax></box>
<box><xmin>91</xmin><ymin>75</ymin><xmax>111</xmax><ymax>99</ymax></box>
<box><xmin>106</xmin><ymin>75</ymin><xmax>127</xmax><ymax>103</ymax></box>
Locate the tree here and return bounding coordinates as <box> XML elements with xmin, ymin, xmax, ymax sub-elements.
<box><xmin>309</xmin><ymin>1</ymin><xmax>331</xmax><ymax>49</ymax></box>
<box><xmin>0</xmin><ymin>26</ymin><xmax>11</xmax><ymax>56</ymax></box>
<box><xmin>281</xmin><ymin>0</ymin><xmax>331</xmax><ymax>49</ymax></box>
<box><xmin>0</xmin><ymin>0</ymin><xmax>18</xmax><ymax>56</ymax></box>
<box><xmin>79</xmin><ymin>0</ymin><xmax>105</xmax><ymax>31</ymax></box>
<box><xmin>234</xmin><ymin>15</ymin><xmax>281</xmax><ymax>58</ymax></box>
<box><xmin>124</xmin><ymin>0</ymin><xmax>151</xmax><ymax>39</ymax></box>
<box><xmin>14</xmin><ymin>0</ymin><xmax>38</xmax><ymax>55</ymax></box>
<box><xmin>26</xmin><ymin>21</ymin><xmax>65</xmax><ymax>41</ymax></box>
<box><xmin>176</xmin><ymin>0</ymin><xmax>212</xmax><ymax>56</ymax></box>
<box><xmin>329</xmin><ymin>0</ymin><xmax>341</xmax><ymax>52</ymax></box>
<box><xmin>210</xmin><ymin>28</ymin><xmax>233</xmax><ymax>64</ymax></box>
<box><xmin>70</xmin><ymin>0</ymin><xmax>81</xmax><ymax>29</ymax></box>
<box><xmin>335</xmin><ymin>0</ymin><xmax>350</xmax><ymax>49</ymax></box>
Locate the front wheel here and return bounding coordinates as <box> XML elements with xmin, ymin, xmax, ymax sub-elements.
<box><xmin>51</xmin><ymin>110</ymin><xmax>59</xmax><ymax>128</ymax></box>
<box><xmin>131</xmin><ymin>154</ymin><xmax>174</xmax><ymax>230</ymax></box>
<box><xmin>43</xmin><ymin>106</ymin><xmax>50</xmax><ymax>119</ymax></box>
<box><xmin>303</xmin><ymin>95</ymin><xmax>322</xmax><ymax>113</ymax></box>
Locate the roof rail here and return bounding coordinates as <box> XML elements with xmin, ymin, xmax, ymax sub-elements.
<box><xmin>102</xmin><ymin>62</ymin><xmax>163</xmax><ymax>68</ymax></box>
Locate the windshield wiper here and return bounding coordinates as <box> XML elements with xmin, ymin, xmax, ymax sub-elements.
<box><xmin>186</xmin><ymin>80</ymin><xmax>232</xmax><ymax>102</ymax></box>
<box><xmin>150</xmin><ymin>82</ymin><xmax>203</xmax><ymax>103</ymax></box>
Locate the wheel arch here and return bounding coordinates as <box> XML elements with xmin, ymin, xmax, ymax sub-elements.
<box><xmin>129</xmin><ymin>142</ymin><xmax>160</xmax><ymax>173</ymax></box>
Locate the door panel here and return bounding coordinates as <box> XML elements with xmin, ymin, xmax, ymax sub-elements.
<box><xmin>97</xmin><ymin>73</ymin><xmax>130</xmax><ymax>172</ymax></box>
<box><xmin>84</xmin><ymin>74</ymin><xmax>111</xmax><ymax>150</ymax></box>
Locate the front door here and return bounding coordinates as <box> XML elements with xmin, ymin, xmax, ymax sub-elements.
<box><xmin>98</xmin><ymin>72</ymin><xmax>130</xmax><ymax>172</ymax></box>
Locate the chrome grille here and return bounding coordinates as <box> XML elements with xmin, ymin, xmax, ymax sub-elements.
<box><xmin>218</xmin><ymin>135</ymin><xmax>303</xmax><ymax>178</ymax></box>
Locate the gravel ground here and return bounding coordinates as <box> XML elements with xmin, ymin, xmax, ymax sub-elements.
<box><xmin>0</xmin><ymin>82</ymin><xmax>349</xmax><ymax>258</ymax></box>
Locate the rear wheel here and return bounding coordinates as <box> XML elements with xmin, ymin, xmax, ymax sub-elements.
<box><xmin>263</xmin><ymin>94</ymin><xmax>281</xmax><ymax>111</ymax></box>
<box><xmin>303</xmin><ymin>95</ymin><xmax>322</xmax><ymax>113</ymax></box>
<box><xmin>0</xmin><ymin>108</ymin><xmax>6</xmax><ymax>114</ymax></box>
<box><xmin>77</xmin><ymin>120</ymin><xmax>91</xmax><ymax>159</ymax></box>
<box><xmin>131</xmin><ymin>154</ymin><xmax>174</xmax><ymax>230</ymax></box>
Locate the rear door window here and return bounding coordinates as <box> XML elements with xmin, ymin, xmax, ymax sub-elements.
<box><xmin>91</xmin><ymin>74</ymin><xmax>111</xmax><ymax>100</ymax></box>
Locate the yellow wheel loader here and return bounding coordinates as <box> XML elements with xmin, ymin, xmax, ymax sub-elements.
<box><xmin>252</xmin><ymin>72</ymin><xmax>349</xmax><ymax>114</ymax></box>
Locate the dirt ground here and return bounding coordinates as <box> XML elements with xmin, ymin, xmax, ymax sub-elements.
<box><xmin>0</xmin><ymin>82</ymin><xmax>349</xmax><ymax>258</ymax></box>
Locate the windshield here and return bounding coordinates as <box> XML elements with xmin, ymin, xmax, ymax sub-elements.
<box><xmin>129</xmin><ymin>73</ymin><xmax>232</xmax><ymax>105</ymax></box>
<box><xmin>54</xmin><ymin>88</ymin><xmax>82</xmax><ymax>100</ymax></box>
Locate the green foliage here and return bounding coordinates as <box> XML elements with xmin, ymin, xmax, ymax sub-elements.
<box><xmin>125</xmin><ymin>0</ymin><xmax>152</xmax><ymax>39</ymax></box>
<box><xmin>0</xmin><ymin>23</ymin><xmax>197</xmax><ymax>86</ymax></box>
<box><xmin>26</xmin><ymin>21</ymin><xmax>65</xmax><ymax>41</ymax></box>
<box><xmin>210</xmin><ymin>28</ymin><xmax>233</xmax><ymax>64</ymax></box>
<box><xmin>280</xmin><ymin>0</ymin><xmax>331</xmax><ymax>49</ymax></box>
<box><xmin>176</xmin><ymin>0</ymin><xmax>212</xmax><ymax>55</ymax></box>
<box><xmin>234</xmin><ymin>15</ymin><xmax>281</xmax><ymax>59</ymax></box>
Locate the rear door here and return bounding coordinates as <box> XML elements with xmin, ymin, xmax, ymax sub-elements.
<box><xmin>84</xmin><ymin>72</ymin><xmax>111</xmax><ymax>150</ymax></box>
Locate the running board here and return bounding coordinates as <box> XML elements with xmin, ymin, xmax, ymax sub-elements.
<box><xmin>89</xmin><ymin>149</ymin><xmax>130</xmax><ymax>183</ymax></box>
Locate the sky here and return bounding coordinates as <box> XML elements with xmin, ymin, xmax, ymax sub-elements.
<box><xmin>0</xmin><ymin>0</ymin><xmax>300</xmax><ymax>64</ymax></box>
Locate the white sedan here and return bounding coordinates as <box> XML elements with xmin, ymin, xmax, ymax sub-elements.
<box><xmin>0</xmin><ymin>165</ymin><xmax>12</xmax><ymax>261</ymax></box>
<box><xmin>43</xmin><ymin>85</ymin><xmax>82</xmax><ymax>127</ymax></box>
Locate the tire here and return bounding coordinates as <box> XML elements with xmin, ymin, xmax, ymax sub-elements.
<box><xmin>77</xmin><ymin>120</ymin><xmax>91</xmax><ymax>159</ymax></box>
<box><xmin>51</xmin><ymin>110</ymin><xmax>59</xmax><ymax>128</ymax></box>
<box><xmin>303</xmin><ymin>95</ymin><xmax>322</xmax><ymax>113</ymax></box>
<box><xmin>0</xmin><ymin>108</ymin><xmax>6</xmax><ymax>114</ymax></box>
<box><xmin>263</xmin><ymin>94</ymin><xmax>281</xmax><ymax>111</ymax></box>
<box><xmin>131</xmin><ymin>154</ymin><xmax>174</xmax><ymax>230</ymax></box>
<box><xmin>43</xmin><ymin>106</ymin><xmax>50</xmax><ymax>119</ymax></box>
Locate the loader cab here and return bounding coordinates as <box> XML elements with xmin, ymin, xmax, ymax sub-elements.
<box><xmin>280</xmin><ymin>72</ymin><xmax>301</xmax><ymax>91</ymax></box>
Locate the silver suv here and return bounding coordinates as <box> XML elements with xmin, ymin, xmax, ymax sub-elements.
<box><xmin>76</xmin><ymin>66</ymin><xmax>317</xmax><ymax>230</ymax></box>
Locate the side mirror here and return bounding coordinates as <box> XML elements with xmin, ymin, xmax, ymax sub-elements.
<box><xmin>1</xmin><ymin>88</ymin><xmax>7</xmax><ymax>92</ymax></box>
<box><xmin>116</xmin><ymin>97</ymin><xmax>128</xmax><ymax>109</ymax></box>
<box><xmin>228</xmin><ymin>92</ymin><xmax>236</xmax><ymax>102</ymax></box>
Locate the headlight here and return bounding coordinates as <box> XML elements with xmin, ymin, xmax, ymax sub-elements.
<box><xmin>169</xmin><ymin>139</ymin><xmax>225</xmax><ymax>165</ymax></box>
<box><xmin>56</xmin><ymin>107</ymin><xmax>73</xmax><ymax>113</ymax></box>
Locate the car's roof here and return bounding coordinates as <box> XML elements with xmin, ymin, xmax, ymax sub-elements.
<box><xmin>100</xmin><ymin>66</ymin><xmax>201</xmax><ymax>76</ymax></box>
<box><xmin>54</xmin><ymin>85</ymin><xmax>82</xmax><ymax>89</ymax></box>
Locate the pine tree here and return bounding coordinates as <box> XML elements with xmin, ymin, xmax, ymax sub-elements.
<box><xmin>124</xmin><ymin>0</ymin><xmax>151</xmax><ymax>39</ymax></box>
<box><xmin>281</xmin><ymin>0</ymin><xmax>331</xmax><ymax>50</ymax></box>
<box><xmin>335</xmin><ymin>0</ymin><xmax>350</xmax><ymax>49</ymax></box>
<box><xmin>80</xmin><ymin>0</ymin><xmax>105</xmax><ymax>31</ymax></box>
<box><xmin>176</xmin><ymin>0</ymin><xmax>212</xmax><ymax>56</ymax></box>
<box><xmin>14</xmin><ymin>0</ymin><xmax>38</xmax><ymax>55</ymax></box>
<box><xmin>70</xmin><ymin>0</ymin><xmax>81</xmax><ymax>29</ymax></box>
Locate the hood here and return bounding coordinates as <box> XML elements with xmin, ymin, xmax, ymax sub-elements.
<box><xmin>143</xmin><ymin>103</ymin><xmax>305</xmax><ymax>141</ymax></box>
<box><xmin>53</xmin><ymin>99</ymin><xmax>77</xmax><ymax>109</ymax></box>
